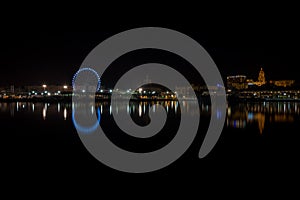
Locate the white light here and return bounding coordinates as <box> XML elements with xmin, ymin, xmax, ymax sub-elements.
<box><xmin>63</xmin><ymin>85</ymin><xmax>68</xmax><ymax>89</ymax></box>
<box><xmin>82</xmin><ymin>90</ymin><xmax>86</xmax><ymax>93</ymax></box>
<box><xmin>109</xmin><ymin>89</ymin><xmax>113</xmax><ymax>93</ymax></box>
<box><xmin>43</xmin><ymin>108</ymin><xmax>46</xmax><ymax>120</ymax></box>
<box><xmin>58</xmin><ymin>91</ymin><xmax>61</xmax><ymax>94</ymax></box>
<box><xmin>100</xmin><ymin>90</ymin><xmax>103</xmax><ymax>93</ymax></box>
<box><xmin>139</xmin><ymin>104</ymin><xmax>142</xmax><ymax>117</ymax></box>
<box><xmin>138</xmin><ymin>88</ymin><xmax>143</xmax><ymax>93</ymax></box>
<box><xmin>48</xmin><ymin>93</ymin><xmax>51</xmax><ymax>96</ymax></box>
<box><xmin>64</xmin><ymin>108</ymin><xmax>67</xmax><ymax>120</ymax></box>
<box><xmin>42</xmin><ymin>85</ymin><xmax>47</xmax><ymax>88</ymax></box>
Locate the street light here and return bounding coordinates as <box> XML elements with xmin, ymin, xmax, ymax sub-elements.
<box><xmin>42</xmin><ymin>84</ymin><xmax>47</xmax><ymax>92</ymax></box>
<box><xmin>63</xmin><ymin>85</ymin><xmax>68</xmax><ymax>89</ymax></box>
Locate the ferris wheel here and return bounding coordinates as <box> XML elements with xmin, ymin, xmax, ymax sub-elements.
<box><xmin>72</xmin><ymin>68</ymin><xmax>101</xmax><ymax>92</ymax></box>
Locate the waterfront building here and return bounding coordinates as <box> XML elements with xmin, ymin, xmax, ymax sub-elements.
<box><xmin>227</xmin><ymin>75</ymin><xmax>248</xmax><ymax>90</ymax></box>
<box><xmin>252</xmin><ymin>68</ymin><xmax>266</xmax><ymax>86</ymax></box>
<box><xmin>269</xmin><ymin>80</ymin><xmax>295</xmax><ymax>87</ymax></box>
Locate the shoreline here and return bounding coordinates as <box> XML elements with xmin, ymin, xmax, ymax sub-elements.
<box><xmin>1</xmin><ymin>97</ymin><xmax>300</xmax><ymax>103</ymax></box>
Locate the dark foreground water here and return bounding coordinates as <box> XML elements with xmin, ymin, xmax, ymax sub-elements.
<box><xmin>1</xmin><ymin>101</ymin><xmax>299</xmax><ymax>194</ymax></box>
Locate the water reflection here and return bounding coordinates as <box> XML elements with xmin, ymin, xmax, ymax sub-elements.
<box><xmin>72</xmin><ymin>106</ymin><xmax>101</xmax><ymax>134</ymax></box>
<box><xmin>42</xmin><ymin>106</ymin><xmax>47</xmax><ymax>120</ymax></box>
<box><xmin>227</xmin><ymin>102</ymin><xmax>300</xmax><ymax>134</ymax></box>
<box><xmin>1</xmin><ymin>101</ymin><xmax>300</xmax><ymax>135</ymax></box>
<box><xmin>0</xmin><ymin>101</ymin><xmax>207</xmax><ymax>119</ymax></box>
<box><xmin>64</xmin><ymin>108</ymin><xmax>67</xmax><ymax>120</ymax></box>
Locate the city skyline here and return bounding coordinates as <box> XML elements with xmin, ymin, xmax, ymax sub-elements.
<box><xmin>1</xmin><ymin>28</ymin><xmax>299</xmax><ymax>86</ymax></box>
<box><xmin>1</xmin><ymin>65</ymin><xmax>298</xmax><ymax>89</ymax></box>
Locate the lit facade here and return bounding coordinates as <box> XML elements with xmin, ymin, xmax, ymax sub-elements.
<box><xmin>270</xmin><ymin>80</ymin><xmax>295</xmax><ymax>87</ymax></box>
<box><xmin>253</xmin><ymin>68</ymin><xmax>266</xmax><ymax>86</ymax></box>
<box><xmin>227</xmin><ymin>75</ymin><xmax>248</xmax><ymax>90</ymax></box>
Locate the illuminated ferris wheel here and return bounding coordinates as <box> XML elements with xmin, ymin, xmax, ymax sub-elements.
<box><xmin>72</xmin><ymin>68</ymin><xmax>101</xmax><ymax>92</ymax></box>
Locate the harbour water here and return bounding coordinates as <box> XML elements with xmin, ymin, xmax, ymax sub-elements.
<box><xmin>1</xmin><ymin>100</ymin><xmax>299</xmax><ymax>188</ymax></box>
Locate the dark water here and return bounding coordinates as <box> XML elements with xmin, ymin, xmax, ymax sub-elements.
<box><xmin>1</xmin><ymin>101</ymin><xmax>299</xmax><ymax>193</ymax></box>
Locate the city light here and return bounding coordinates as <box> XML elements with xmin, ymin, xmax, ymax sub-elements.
<box><xmin>42</xmin><ymin>84</ymin><xmax>47</xmax><ymax>88</ymax></box>
<box><xmin>63</xmin><ymin>85</ymin><xmax>68</xmax><ymax>89</ymax></box>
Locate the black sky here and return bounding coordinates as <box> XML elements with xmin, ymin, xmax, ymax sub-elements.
<box><xmin>1</xmin><ymin>20</ymin><xmax>299</xmax><ymax>87</ymax></box>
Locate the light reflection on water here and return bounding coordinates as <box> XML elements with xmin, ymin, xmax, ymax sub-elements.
<box><xmin>1</xmin><ymin>101</ymin><xmax>300</xmax><ymax>134</ymax></box>
<box><xmin>227</xmin><ymin>102</ymin><xmax>300</xmax><ymax>134</ymax></box>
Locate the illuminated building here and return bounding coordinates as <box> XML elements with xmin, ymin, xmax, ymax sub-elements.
<box><xmin>269</xmin><ymin>80</ymin><xmax>295</xmax><ymax>87</ymax></box>
<box><xmin>258</xmin><ymin>68</ymin><xmax>266</xmax><ymax>84</ymax></box>
<box><xmin>227</xmin><ymin>75</ymin><xmax>248</xmax><ymax>90</ymax></box>
<box><xmin>253</xmin><ymin>68</ymin><xmax>266</xmax><ymax>86</ymax></box>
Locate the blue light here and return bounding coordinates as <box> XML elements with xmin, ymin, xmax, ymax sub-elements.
<box><xmin>233</xmin><ymin>120</ymin><xmax>237</xmax><ymax>128</ymax></box>
<box><xmin>72</xmin><ymin>107</ymin><xmax>101</xmax><ymax>134</ymax></box>
<box><xmin>248</xmin><ymin>112</ymin><xmax>254</xmax><ymax>120</ymax></box>
<box><xmin>72</xmin><ymin>67</ymin><xmax>101</xmax><ymax>92</ymax></box>
<box><xmin>217</xmin><ymin>110</ymin><xmax>222</xmax><ymax>119</ymax></box>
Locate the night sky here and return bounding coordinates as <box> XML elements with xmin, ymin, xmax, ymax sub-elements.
<box><xmin>1</xmin><ymin>22</ymin><xmax>299</xmax><ymax>87</ymax></box>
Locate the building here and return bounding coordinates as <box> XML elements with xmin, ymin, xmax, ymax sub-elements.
<box><xmin>25</xmin><ymin>85</ymin><xmax>72</xmax><ymax>94</ymax></box>
<box><xmin>270</xmin><ymin>80</ymin><xmax>295</xmax><ymax>87</ymax></box>
<box><xmin>227</xmin><ymin>75</ymin><xmax>248</xmax><ymax>90</ymax></box>
<box><xmin>252</xmin><ymin>68</ymin><xmax>266</xmax><ymax>86</ymax></box>
<box><xmin>245</xmin><ymin>67</ymin><xmax>267</xmax><ymax>87</ymax></box>
<box><xmin>257</xmin><ymin>68</ymin><xmax>266</xmax><ymax>85</ymax></box>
